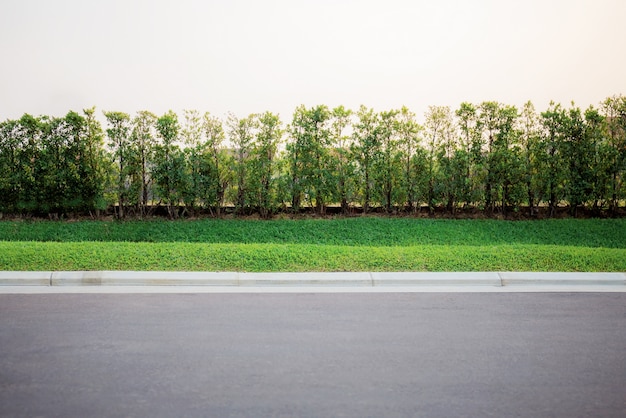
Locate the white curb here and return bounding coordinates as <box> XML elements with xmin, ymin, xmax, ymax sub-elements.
<box><xmin>372</xmin><ymin>272</ymin><xmax>502</xmax><ymax>286</ymax></box>
<box><xmin>50</xmin><ymin>271</ymin><xmax>239</xmax><ymax>286</ymax></box>
<box><xmin>499</xmin><ymin>272</ymin><xmax>626</xmax><ymax>286</ymax></box>
<box><xmin>0</xmin><ymin>271</ymin><xmax>624</xmax><ymax>287</ymax></box>
<box><xmin>0</xmin><ymin>271</ymin><xmax>52</xmax><ymax>286</ymax></box>
<box><xmin>238</xmin><ymin>272</ymin><xmax>373</xmax><ymax>286</ymax></box>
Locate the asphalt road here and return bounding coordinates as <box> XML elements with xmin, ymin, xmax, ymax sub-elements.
<box><xmin>1</xmin><ymin>293</ymin><xmax>624</xmax><ymax>417</ymax></box>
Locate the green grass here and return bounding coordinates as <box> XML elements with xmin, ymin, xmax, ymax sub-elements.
<box><xmin>0</xmin><ymin>218</ymin><xmax>625</xmax><ymax>271</ymax></box>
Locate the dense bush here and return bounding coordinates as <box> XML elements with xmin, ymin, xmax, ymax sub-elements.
<box><xmin>1</xmin><ymin>96</ymin><xmax>625</xmax><ymax>218</ymax></box>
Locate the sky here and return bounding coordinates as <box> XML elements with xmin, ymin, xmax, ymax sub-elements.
<box><xmin>1</xmin><ymin>0</ymin><xmax>625</xmax><ymax>123</ymax></box>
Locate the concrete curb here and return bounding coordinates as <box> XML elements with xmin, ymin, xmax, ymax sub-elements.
<box><xmin>0</xmin><ymin>271</ymin><xmax>624</xmax><ymax>287</ymax></box>
<box><xmin>499</xmin><ymin>272</ymin><xmax>626</xmax><ymax>286</ymax></box>
<box><xmin>371</xmin><ymin>272</ymin><xmax>502</xmax><ymax>286</ymax></box>
<box><xmin>50</xmin><ymin>271</ymin><xmax>239</xmax><ymax>286</ymax></box>
<box><xmin>0</xmin><ymin>271</ymin><xmax>53</xmax><ymax>286</ymax></box>
<box><xmin>238</xmin><ymin>272</ymin><xmax>373</xmax><ymax>287</ymax></box>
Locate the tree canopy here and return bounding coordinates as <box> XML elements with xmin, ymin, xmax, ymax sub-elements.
<box><xmin>1</xmin><ymin>96</ymin><xmax>625</xmax><ymax>218</ymax></box>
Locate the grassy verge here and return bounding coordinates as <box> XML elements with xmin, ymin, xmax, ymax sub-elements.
<box><xmin>0</xmin><ymin>218</ymin><xmax>624</xmax><ymax>271</ymax></box>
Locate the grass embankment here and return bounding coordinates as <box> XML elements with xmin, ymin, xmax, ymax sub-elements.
<box><xmin>0</xmin><ymin>218</ymin><xmax>625</xmax><ymax>272</ymax></box>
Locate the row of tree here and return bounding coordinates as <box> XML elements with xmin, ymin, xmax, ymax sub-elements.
<box><xmin>1</xmin><ymin>96</ymin><xmax>625</xmax><ymax>219</ymax></box>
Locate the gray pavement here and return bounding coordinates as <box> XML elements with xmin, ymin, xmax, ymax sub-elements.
<box><xmin>1</xmin><ymin>292</ymin><xmax>625</xmax><ymax>417</ymax></box>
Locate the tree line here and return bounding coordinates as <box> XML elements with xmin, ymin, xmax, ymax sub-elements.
<box><xmin>1</xmin><ymin>95</ymin><xmax>625</xmax><ymax>219</ymax></box>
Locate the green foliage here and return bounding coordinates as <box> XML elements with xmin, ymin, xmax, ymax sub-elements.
<box><xmin>373</xmin><ymin>109</ymin><xmax>403</xmax><ymax>212</ymax></box>
<box><xmin>227</xmin><ymin>112</ymin><xmax>256</xmax><ymax>214</ymax></box>
<box><xmin>329</xmin><ymin>105</ymin><xmax>356</xmax><ymax>214</ymax></box>
<box><xmin>1</xmin><ymin>241</ymin><xmax>624</xmax><ymax>272</ymax></box>
<box><xmin>130</xmin><ymin>110</ymin><xmax>158</xmax><ymax>216</ymax></box>
<box><xmin>1</xmin><ymin>218</ymin><xmax>624</xmax><ymax>271</ymax></box>
<box><xmin>104</xmin><ymin>110</ymin><xmax>133</xmax><ymax>218</ymax></box>
<box><xmin>287</xmin><ymin>105</ymin><xmax>334</xmax><ymax>214</ymax></box>
<box><xmin>1</xmin><ymin>96</ymin><xmax>626</xmax><ymax>218</ymax></box>
<box><xmin>396</xmin><ymin>106</ymin><xmax>424</xmax><ymax>211</ymax></box>
<box><xmin>425</xmin><ymin>105</ymin><xmax>456</xmax><ymax>211</ymax></box>
<box><xmin>540</xmin><ymin>102</ymin><xmax>569</xmax><ymax>215</ymax></box>
<box><xmin>248</xmin><ymin>112</ymin><xmax>282</xmax><ymax>218</ymax></box>
<box><xmin>1</xmin><ymin>218</ymin><xmax>624</xmax><ymax>247</ymax></box>
<box><xmin>352</xmin><ymin>106</ymin><xmax>381</xmax><ymax>212</ymax></box>
<box><xmin>0</xmin><ymin>110</ymin><xmax>108</xmax><ymax>216</ymax></box>
<box><xmin>154</xmin><ymin>110</ymin><xmax>185</xmax><ymax>218</ymax></box>
<box><xmin>601</xmin><ymin>95</ymin><xmax>626</xmax><ymax>211</ymax></box>
<box><xmin>198</xmin><ymin>112</ymin><xmax>230</xmax><ymax>215</ymax></box>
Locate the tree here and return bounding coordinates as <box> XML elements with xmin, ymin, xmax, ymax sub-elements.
<box><xmin>491</xmin><ymin>104</ymin><xmax>523</xmax><ymax>213</ymax></box>
<box><xmin>227</xmin><ymin>112</ymin><xmax>256</xmax><ymax>214</ymax></box>
<box><xmin>477</xmin><ymin>102</ymin><xmax>501</xmax><ymax>211</ymax></box>
<box><xmin>352</xmin><ymin>106</ymin><xmax>380</xmax><ymax>213</ymax></box>
<box><xmin>39</xmin><ymin>114</ymin><xmax>81</xmax><ymax>216</ymax></box>
<box><xmin>329</xmin><ymin>105</ymin><xmax>355</xmax><ymax>214</ymax></box>
<box><xmin>82</xmin><ymin>107</ymin><xmax>109</xmax><ymax>216</ymax></box>
<box><xmin>286</xmin><ymin>105</ymin><xmax>332</xmax><ymax>214</ymax></box>
<box><xmin>62</xmin><ymin>109</ymin><xmax>107</xmax><ymax>214</ymax></box>
<box><xmin>424</xmin><ymin>106</ymin><xmax>453</xmax><ymax>213</ymax></box>
<box><xmin>154</xmin><ymin>110</ymin><xmax>184</xmax><ymax>218</ymax></box>
<box><xmin>0</xmin><ymin>119</ymin><xmax>22</xmax><ymax>213</ymax></box>
<box><xmin>396</xmin><ymin>106</ymin><xmax>423</xmax><ymax>212</ymax></box>
<box><xmin>584</xmin><ymin>106</ymin><xmax>611</xmax><ymax>212</ymax></box>
<box><xmin>181</xmin><ymin>109</ymin><xmax>204</xmax><ymax>215</ymax></box>
<box><xmin>16</xmin><ymin>114</ymin><xmax>42</xmax><ymax>213</ymax></box>
<box><xmin>104</xmin><ymin>111</ymin><xmax>132</xmax><ymax>218</ymax></box>
<box><xmin>540</xmin><ymin>102</ymin><xmax>568</xmax><ymax>217</ymax></box>
<box><xmin>374</xmin><ymin>109</ymin><xmax>403</xmax><ymax>212</ymax></box>
<box><xmin>455</xmin><ymin>102</ymin><xmax>483</xmax><ymax>207</ymax></box>
<box><xmin>519</xmin><ymin>101</ymin><xmax>544</xmax><ymax>216</ymax></box>
<box><xmin>428</xmin><ymin>106</ymin><xmax>459</xmax><ymax>212</ymax></box>
<box><xmin>131</xmin><ymin>111</ymin><xmax>157</xmax><ymax>216</ymax></box>
<box><xmin>249</xmin><ymin>111</ymin><xmax>282</xmax><ymax>218</ymax></box>
<box><xmin>601</xmin><ymin>95</ymin><xmax>626</xmax><ymax>212</ymax></box>
<box><xmin>201</xmin><ymin>112</ymin><xmax>229</xmax><ymax>216</ymax></box>
<box><xmin>562</xmin><ymin>104</ymin><xmax>594</xmax><ymax>215</ymax></box>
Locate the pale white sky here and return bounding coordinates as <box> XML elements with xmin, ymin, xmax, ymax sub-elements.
<box><xmin>1</xmin><ymin>0</ymin><xmax>625</xmax><ymax>123</ymax></box>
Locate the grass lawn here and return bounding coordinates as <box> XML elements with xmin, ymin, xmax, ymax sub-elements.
<box><xmin>0</xmin><ymin>218</ymin><xmax>624</xmax><ymax>272</ymax></box>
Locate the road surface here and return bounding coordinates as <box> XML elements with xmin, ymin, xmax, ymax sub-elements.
<box><xmin>1</xmin><ymin>293</ymin><xmax>624</xmax><ymax>417</ymax></box>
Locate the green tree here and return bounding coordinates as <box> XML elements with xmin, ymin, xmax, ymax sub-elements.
<box><xmin>181</xmin><ymin>109</ymin><xmax>204</xmax><ymax>215</ymax></box>
<box><xmin>329</xmin><ymin>105</ymin><xmax>355</xmax><ymax>214</ymax></box>
<box><xmin>0</xmin><ymin>118</ymin><xmax>22</xmax><ymax>213</ymax></box>
<box><xmin>428</xmin><ymin>106</ymin><xmax>459</xmax><ymax>212</ymax></box>
<box><xmin>227</xmin><ymin>112</ymin><xmax>256</xmax><ymax>214</ymax></box>
<box><xmin>352</xmin><ymin>106</ymin><xmax>380</xmax><ymax>213</ymax></box>
<box><xmin>584</xmin><ymin>106</ymin><xmax>611</xmax><ymax>212</ymax></box>
<box><xmin>249</xmin><ymin>111</ymin><xmax>283</xmax><ymax>218</ymax></box>
<box><xmin>478</xmin><ymin>102</ymin><xmax>501</xmax><ymax>211</ymax></box>
<box><xmin>519</xmin><ymin>101</ymin><xmax>544</xmax><ymax>215</ymax></box>
<box><xmin>154</xmin><ymin>110</ymin><xmax>185</xmax><ymax>218</ymax></box>
<box><xmin>104</xmin><ymin>111</ymin><xmax>132</xmax><ymax>218</ymax></box>
<box><xmin>16</xmin><ymin>114</ymin><xmax>42</xmax><ymax>213</ymax></box>
<box><xmin>61</xmin><ymin>109</ymin><xmax>107</xmax><ymax>215</ymax></box>
<box><xmin>39</xmin><ymin>114</ymin><xmax>81</xmax><ymax>216</ymax></box>
<box><xmin>372</xmin><ymin>109</ymin><xmax>399</xmax><ymax>212</ymax></box>
<box><xmin>490</xmin><ymin>104</ymin><xmax>524</xmax><ymax>213</ymax></box>
<box><xmin>601</xmin><ymin>95</ymin><xmax>626</xmax><ymax>212</ymax></box>
<box><xmin>82</xmin><ymin>107</ymin><xmax>109</xmax><ymax>215</ymax></box>
<box><xmin>561</xmin><ymin>104</ymin><xmax>595</xmax><ymax>215</ymax></box>
<box><xmin>540</xmin><ymin>102</ymin><xmax>568</xmax><ymax>217</ymax></box>
<box><xmin>131</xmin><ymin>111</ymin><xmax>157</xmax><ymax>216</ymax></box>
<box><xmin>455</xmin><ymin>102</ymin><xmax>483</xmax><ymax>207</ymax></box>
<box><xmin>424</xmin><ymin>106</ymin><xmax>453</xmax><ymax>213</ymax></box>
<box><xmin>396</xmin><ymin>106</ymin><xmax>423</xmax><ymax>212</ymax></box>
<box><xmin>201</xmin><ymin>112</ymin><xmax>230</xmax><ymax>216</ymax></box>
<box><xmin>287</xmin><ymin>105</ymin><xmax>332</xmax><ymax>214</ymax></box>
